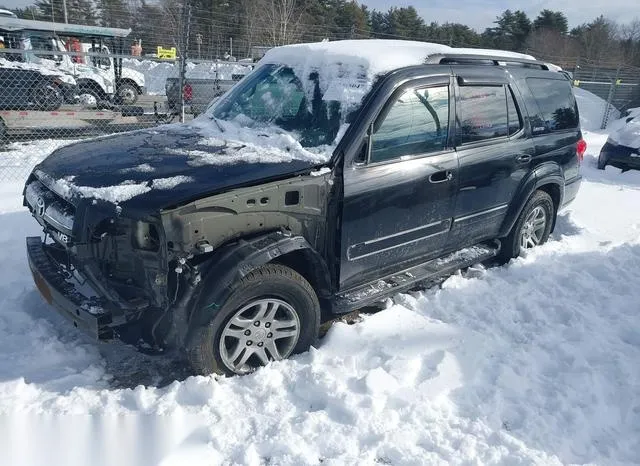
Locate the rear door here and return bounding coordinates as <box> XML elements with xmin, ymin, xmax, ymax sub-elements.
<box><xmin>447</xmin><ymin>71</ymin><xmax>535</xmax><ymax>248</ymax></box>
<box><xmin>339</xmin><ymin>76</ymin><xmax>458</xmax><ymax>290</ymax></box>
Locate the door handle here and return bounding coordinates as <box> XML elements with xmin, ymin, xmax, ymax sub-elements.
<box><xmin>516</xmin><ymin>154</ymin><xmax>532</xmax><ymax>163</ymax></box>
<box><xmin>429</xmin><ymin>170</ymin><xmax>453</xmax><ymax>184</ymax></box>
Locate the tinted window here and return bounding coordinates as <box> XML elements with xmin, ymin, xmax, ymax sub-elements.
<box><xmin>371</xmin><ymin>86</ymin><xmax>449</xmax><ymax>163</ymax></box>
<box><xmin>507</xmin><ymin>87</ymin><xmax>522</xmax><ymax>135</ymax></box>
<box><xmin>526</xmin><ymin>78</ymin><xmax>578</xmax><ymax>133</ymax></box>
<box><xmin>458</xmin><ymin>86</ymin><xmax>508</xmax><ymax>144</ymax></box>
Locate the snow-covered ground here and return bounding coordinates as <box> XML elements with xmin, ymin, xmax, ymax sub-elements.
<box><xmin>1</xmin><ymin>108</ymin><xmax>640</xmax><ymax>465</ymax></box>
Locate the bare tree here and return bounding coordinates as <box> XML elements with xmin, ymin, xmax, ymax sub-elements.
<box><xmin>260</xmin><ymin>0</ymin><xmax>305</xmax><ymax>47</ymax></box>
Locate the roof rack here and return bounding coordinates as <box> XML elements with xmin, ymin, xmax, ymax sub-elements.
<box><xmin>425</xmin><ymin>53</ymin><xmax>549</xmax><ymax>70</ymax></box>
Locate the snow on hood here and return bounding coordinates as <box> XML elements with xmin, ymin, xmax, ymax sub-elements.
<box><xmin>608</xmin><ymin>111</ymin><xmax>640</xmax><ymax>149</ymax></box>
<box><xmin>0</xmin><ymin>58</ymin><xmax>76</xmax><ymax>85</ymax></box>
<box><xmin>185</xmin><ymin>116</ymin><xmax>334</xmax><ymax>166</ymax></box>
<box><xmin>42</xmin><ymin>171</ymin><xmax>195</xmax><ymax>205</ymax></box>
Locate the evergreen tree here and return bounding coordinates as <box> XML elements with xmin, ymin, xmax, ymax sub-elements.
<box><xmin>533</xmin><ymin>10</ymin><xmax>569</xmax><ymax>34</ymax></box>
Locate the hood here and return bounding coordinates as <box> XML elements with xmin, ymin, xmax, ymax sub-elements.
<box><xmin>121</xmin><ymin>67</ymin><xmax>145</xmax><ymax>86</ymax></box>
<box><xmin>35</xmin><ymin>123</ymin><xmax>325</xmax><ymax>213</ymax></box>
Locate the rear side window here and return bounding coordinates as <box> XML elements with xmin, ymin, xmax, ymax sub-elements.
<box><xmin>370</xmin><ymin>86</ymin><xmax>449</xmax><ymax>163</ymax></box>
<box><xmin>526</xmin><ymin>78</ymin><xmax>578</xmax><ymax>133</ymax></box>
<box><xmin>458</xmin><ymin>86</ymin><xmax>509</xmax><ymax>144</ymax></box>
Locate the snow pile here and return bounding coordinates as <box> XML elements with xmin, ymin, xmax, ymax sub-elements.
<box><xmin>49</xmin><ymin>174</ymin><xmax>194</xmax><ymax>204</ymax></box>
<box><xmin>123</xmin><ymin>59</ymin><xmax>252</xmax><ymax>95</ymax></box>
<box><xmin>0</xmin><ymin>139</ymin><xmax>78</xmax><ymax>183</ymax></box>
<box><xmin>573</xmin><ymin>87</ymin><xmax>621</xmax><ymax>131</ymax></box>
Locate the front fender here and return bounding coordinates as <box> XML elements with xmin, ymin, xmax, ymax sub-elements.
<box><xmin>181</xmin><ymin>231</ymin><xmax>325</xmax><ymax>349</ymax></box>
<box><xmin>498</xmin><ymin>162</ymin><xmax>564</xmax><ymax>237</ymax></box>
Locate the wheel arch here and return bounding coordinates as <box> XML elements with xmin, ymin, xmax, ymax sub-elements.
<box><xmin>499</xmin><ymin>162</ymin><xmax>564</xmax><ymax>237</ymax></box>
<box><xmin>181</xmin><ymin>231</ymin><xmax>329</xmax><ymax>349</ymax></box>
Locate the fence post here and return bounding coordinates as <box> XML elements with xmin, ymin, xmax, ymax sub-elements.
<box><xmin>178</xmin><ymin>0</ymin><xmax>192</xmax><ymax>123</ymax></box>
<box><xmin>601</xmin><ymin>65</ymin><xmax>620</xmax><ymax>130</ymax></box>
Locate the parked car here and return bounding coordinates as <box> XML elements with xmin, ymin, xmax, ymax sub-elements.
<box><xmin>0</xmin><ymin>61</ymin><xmax>77</xmax><ymax>110</ymax></box>
<box><xmin>598</xmin><ymin>113</ymin><xmax>640</xmax><ymax>170</ymax></box>
<box><xmin>165</xmin><ymin>69</ymin><xmax>250</xmax><ymax>115</ymax></box>
<box><xmin>23</xmin><ymin>40</ymin><xmax>584</xmax><ymax>376</ymax></box>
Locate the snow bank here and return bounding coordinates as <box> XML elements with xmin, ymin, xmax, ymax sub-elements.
<box><xmin>122</xmin><ymin>59</ymin><xmax>252</xmax><ymax>95</ymax></box>
<box><xmin>574</xmin><ymin>87</ymin><xmax>621</xmax><ymax>131</ymax></box>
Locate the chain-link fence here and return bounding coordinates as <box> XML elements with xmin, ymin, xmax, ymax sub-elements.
<box><xmin>0</xmin><ymin>13</ymin><xmax>256</xmax><ymax>182</ymax></box>
<box><xmin>571</xmin><ymin>58</ymin><xmax>640</xmax><ymax>129</ymax></box>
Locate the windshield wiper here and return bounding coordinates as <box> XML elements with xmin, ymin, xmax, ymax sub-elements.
<box><xmin>210</xmin><ymin>116</ymin><xmax>225</xmax><ymax>133</ymax></box>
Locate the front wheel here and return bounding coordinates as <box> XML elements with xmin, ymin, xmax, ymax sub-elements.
<box><xmin>187</xmin><ymin>264</ymin><xmax>320</xmax><ymax>376</ymax></box>
<box><xmin>498</xmin><ymin>190</ymin><xmax>554</xmax><ymax>261</ymax></box>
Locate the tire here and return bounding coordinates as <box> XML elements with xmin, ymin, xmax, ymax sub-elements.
<box><xmin>498</xmin><ymin>190</ymin><xmax>554</xmax><ymax>261</ymax></box>
<box><xmin>597</xmin><ymin>154</ymin><xmax>607</xmax><ymax>170</ymax></box>
<box><xmin>116</xmin><ymin>83</ymin><xmax>139</xmax><ymax>105</ymax></box>
<box><xmin>31</xmin><ymin>82</ymin><xmax>63</xmax><ymax>111</ymax></box>
<box><xmin>77</xmin><ymin>86</ymin><xmax>101</xmax><ymax>108</ymax></box>
<box><xmin>187</xmin><ymin>264</ymin><xmax>321</xmax><ymax>376</ymax></box>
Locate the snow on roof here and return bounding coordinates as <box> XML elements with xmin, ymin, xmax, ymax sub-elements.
<box><xmin>259</xmin><ymin>39</ymin><xmax>540</xmax><ymax>112</ymax></box>
<box><xmin>608</xmin><ymin>110</ymin><xmax>640</xmax><ymax>149</ymax></box>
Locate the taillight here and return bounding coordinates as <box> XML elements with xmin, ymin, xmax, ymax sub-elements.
<box><xmin>183</xmin><ymin>84</ymin><xmax>193</xmax><ymax>102</ymax></box>
<box><xmin>576</xmin><ymin>138</ymin><xmax>587</xmax><ymax>162</ymax></box>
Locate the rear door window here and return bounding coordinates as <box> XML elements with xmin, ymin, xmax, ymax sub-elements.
<box><xmin>526</xmin><ymin>78</ymin><xmax>578</xmax><ymax>133</ymax></box>
<box><xmin>458</xmin><ymin>86</ymin><xmax>509</xmax><ymax>144</ymax></box>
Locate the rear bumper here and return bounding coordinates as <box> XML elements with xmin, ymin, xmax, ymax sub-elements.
<box><xmin>599</xmin><ymin>142</ymin><xmax>640</xmax><ymax>170</ymax></box>
<box><xmin>26</xmin><ymin>236</ymin><xmax>115</xmax><ymax>340</ymax></box>
<box><xmin>562</xmin><ymin>175</ymin><xmax>581</xmax><ymax>209</ymax></box>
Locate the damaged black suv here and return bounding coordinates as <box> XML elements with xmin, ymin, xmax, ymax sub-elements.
<box><xmin>24</xmin><ymin>41</ymin><xmax>585</xmax><ymax>376</ymax></box>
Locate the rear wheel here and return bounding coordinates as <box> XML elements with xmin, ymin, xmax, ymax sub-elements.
<box><xmin>116</xmin><ymin>83</ymin><xmax>138</xmax><ymax>105</ymax></box>
<box><xmin>187</xmin><ymin>264</ymin><xmax>320</xmax><ymax>376</ymax></box>
<box><xmin>498</xmin><ymin>190</ymin><xmax>554</xmax><ymax>261</ymax></box>
<box><xmin>597</xmin><ymin>153</ymin><xmax>607</xmax><ymax>170</ymax></box>
<box><xmin>31</xmin><ymin>83</ymin><xmax>63</xmax><ymax>111</ymax></box>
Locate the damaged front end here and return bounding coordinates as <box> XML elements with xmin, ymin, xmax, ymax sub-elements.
<box><xmin>23</xmin><ymin>172</ymin><xmax>171</xmax><ymax>345</ymax></box>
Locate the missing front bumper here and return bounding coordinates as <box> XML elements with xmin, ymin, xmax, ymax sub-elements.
<box><xmin>26</xmin><ymin>236</ymin><xmax>115</xmax><ymax>340</ymax></box>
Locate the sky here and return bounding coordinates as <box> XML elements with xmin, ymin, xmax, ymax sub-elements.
<box><xmin>3</xmin><ymin>0</ymin><xmax>637</xmax><ymax>32</ymax></box>
<box><xmin>361</xmin><ymin>0</ymin><xmax>636</xmax><ymax>31</ymax></box>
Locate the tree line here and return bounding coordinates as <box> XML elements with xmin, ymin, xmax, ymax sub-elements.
<box><xmin>5</xmin><ymin>0</ymin><xmax>640</xmax><ymax>67</ymax></box>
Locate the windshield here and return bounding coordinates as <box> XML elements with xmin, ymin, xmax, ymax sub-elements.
<box><xmin>207</xmin><ymin>64</ymin><xmax>342</xmax><ymax>148</ymax></box>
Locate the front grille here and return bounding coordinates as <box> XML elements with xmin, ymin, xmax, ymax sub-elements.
<box><xmin>25</xmin><ymin>178</ymin><xmax>75</xmax><ymax>243</ymax></box>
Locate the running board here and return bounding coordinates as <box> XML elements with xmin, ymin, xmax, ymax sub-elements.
<box><xmin>333</xmin><ymin>242</ymin><xmax>499</xmax><ymax>312</ymax></box>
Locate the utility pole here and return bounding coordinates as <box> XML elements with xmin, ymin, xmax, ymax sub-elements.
<box><xmin>178</xmin><ymin>0</ymin><xmax>191</xmax><ymax>123</ymax></box>
<box><xmin>62</xmin><ymin>0</ymin><xmax>68</xmax><ymax>23</ymax></box>
<box><xmin>229</xmin><ymin>37</ymin><xmax>233</xmax><ymax>58</ymax></box>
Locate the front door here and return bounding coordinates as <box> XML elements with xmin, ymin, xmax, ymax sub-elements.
<box><xmin>339</xmin><ymin>77</ymin><xmax>458</xmax><ymax>291</ymax></box>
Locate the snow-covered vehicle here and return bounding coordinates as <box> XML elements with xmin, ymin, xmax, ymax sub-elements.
<box><xmin>0</xmin><ymin>17</ymin><xmax>137</xmax><ymax>106</ymax></box>
<box><xmin>598</xmin><ymin>109</ymin><xmax>640</xmax><ymax>171</ymax></box>
<box><xmin>23</xmin><ymin>40</ymin><xmax>585</xmax><ymax>377</ymax></box>
<box><xmin>0</xmin><ymin>58</ymin><xmax>77</xmax><ymax>110</ymax></box>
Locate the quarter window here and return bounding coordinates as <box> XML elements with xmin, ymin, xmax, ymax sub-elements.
<box><xmin>526</xmin><ymin>78</ymin><xmax>578</xmax><ymax>133</ymax></box>
<box><xmin>370</xmin><ymin>85</ymin><xmax>449</xmax><ymax>163</ymax></box>
<box><xmin>458</xmin><ymin>85</ymin><xmax>509</xmax><ymax>144</ymax></box>
<box><xmin>507</xmin><ymin>87</ymin><xmax>523</xmax><ymax>135</ymax></box>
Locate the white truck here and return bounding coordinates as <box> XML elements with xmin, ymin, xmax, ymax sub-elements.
<box><xmin>0</xmin><ymin>17</ymin><xmax>144</xmax><ymax>106</ymax></box>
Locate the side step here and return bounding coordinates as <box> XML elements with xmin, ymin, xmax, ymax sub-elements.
<box><xmin>333</xmin><ymin>242</ymin><xmax>500</xmax><ymax>312</ymax></box>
